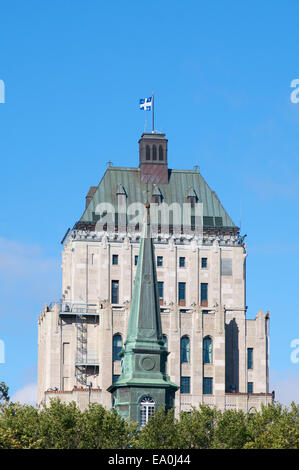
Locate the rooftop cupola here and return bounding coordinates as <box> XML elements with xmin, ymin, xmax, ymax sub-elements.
<box><xmin>139</xmin><ymin>132</ymin><xmax>168</xmax><ymax>184</ymax></box>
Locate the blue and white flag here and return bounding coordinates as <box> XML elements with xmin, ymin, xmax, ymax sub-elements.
<box><xmin>139</xmin><ymin>97</ymin><xmax>152</xmax><ymax>110</ymax></box>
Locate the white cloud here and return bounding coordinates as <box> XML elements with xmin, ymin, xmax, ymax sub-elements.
<box><xmin>11</xmin><ymin>382</ymin><xmax>37</xmax><ymax>406</ymax></box>
<box><xmin>270</xmin><ymin>371</ymin><xmax>299</xmax><ymax>406</ymax></box>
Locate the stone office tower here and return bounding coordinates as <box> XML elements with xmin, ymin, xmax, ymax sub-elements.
<box><xmin>38</xmin><ymin>131</ymin><xmax>272</xmax><ymax>415</ymax></box>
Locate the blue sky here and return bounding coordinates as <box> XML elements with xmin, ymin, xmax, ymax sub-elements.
<box><xmin>0</xmin><ymin>0</ymin><xmax>299</xmax><ymax>405</ymax></box>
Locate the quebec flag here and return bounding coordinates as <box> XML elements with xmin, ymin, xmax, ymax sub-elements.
<box><xmin>139</xmin><ymin>97</ymin><xmax>152</xmax><ymax>110</ymax></box>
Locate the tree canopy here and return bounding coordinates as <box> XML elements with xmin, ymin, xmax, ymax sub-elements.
<box><xmin>0</xmin><ymin>395</ymin><xmax>298</xmax><ymax>449</ymax></box>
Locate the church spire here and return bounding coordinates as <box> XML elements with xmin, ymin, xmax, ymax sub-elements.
<box><xmin>108</xmin><ymin>204</ymin><xmax>178</xmax><ymax>425</ymax></box>
<box><xmin>125</xmin><ymin>202</ymin><xmax>163</xmax><ymax>352</ymax></box>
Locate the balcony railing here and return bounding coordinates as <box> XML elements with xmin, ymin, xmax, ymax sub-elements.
<box><xmin>60</xmin><ymin>303</ymin><xmax>99</xmax><ymax>315</ymax></box>
<box><xmin>75</xmin><ymin>356</ymin><xmax>99</xmax><ymax>366</ymax></box>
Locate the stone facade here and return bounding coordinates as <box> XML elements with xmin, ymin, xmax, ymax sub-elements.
<box><xmin>38</xmin><ymin>231</ymin><xmax>272</xmax><ymax>413</ymax></box>
<box><xmin>38</xmin><ymin>132</ymin><xmax>272</xmax><ymax>414</ymax></box>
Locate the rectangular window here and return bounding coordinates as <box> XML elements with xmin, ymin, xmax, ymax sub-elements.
<box><xmin>113</xmin><ymin>375</ymin><xmax>120</xmax><ymax>384</ymax></box>
<box><xmin>111</xmin><ymin>280</ymin><xmax>119</xmax><ymax>304</ymax></box>
<box><xmin>203</xmin><ymin>216</ymin><xmax>214</xmax><ymax>227</ymax></box>
<box><xmin>113</xmin><ymin>335</ymin><xmax>122</xmax><ymax>361</ymax></box>
<box><xmin>203</xmin><ymin>377</ymin><xmax>213</xmax><ymax>395</ymax></box>
<box><xmin>248</xmin><ymin>382</ymin><xmax>253</xmax><ymax>394</ymax></box>
<box><xmin>178</xmin><ymin>282</ymin><xmax>186</xmax><ymax>306</ymax></box>
<box><xmin>134</xmin><ymin>255</ymin><xmax>138</xmax><ymax>266</ymax></box>
<box><xmin>158</xmin><ymin>281</ymin><xmax>164</xmax><ymax>300</ymax></box>
<box><xmin>248</xmin><ymin>348</ymin><xmax>253</xmax><ymax>369</ymax></box>
<box><xmin>201</xmin><ymin>257</ymin><xmax>207</xmax><ymax>268</ymax></box>
<box><xmin>157</xmin><ymin>256</ymin><xmax>163</xmax><ymax>267</ymax></box>
<box><xmin>201</xmin><ymin>283</ymin><xmax>208</xmax><ymax>307</ymax></box>
<box><xmin>215</xmin><ymin>217</ymin><xmax>223</xmax><ymax>227</ymax></box>
<box><xmin>112</xmin><ymin>254</ymin><xmax>118</xmax><ymax>265</ymax></box>
<box><xmin>191</xmin><ymin>215</ymin><xmax>195</xmax><ymax>231</ymax></box>
<box><xmin>179</xmin><ymin>257</ymin><xmax>185</xmax><ymax>267</ymax></box>
<box><xmin>180</xmin><ymin>376</ymin><xmax>190</xmax><ymax>394</ymax></box>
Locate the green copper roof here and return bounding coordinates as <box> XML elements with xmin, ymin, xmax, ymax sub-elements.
<box><xmin>80</xmin><ymin>167</ymin><xmax>237</xmax><ymax>228</ymax></box>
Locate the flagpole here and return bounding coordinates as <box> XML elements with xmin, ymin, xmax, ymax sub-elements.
<box><xmin>152</xmin><ymin>92</ymin><xmax>155</xmax><ymax>133</ymax></box>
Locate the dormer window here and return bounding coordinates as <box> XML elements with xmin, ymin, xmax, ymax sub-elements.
<box><xmin>116</xmin><ymin>185</ymin><xmax>127</xmax><ymax>231</ymax></box>
<box><xmin>116</xmin><ymin>184</ymin><xmax>126</xmax><ymax>196</ymax></box>
<box><xmin>186</xmin><ymin>188</ymin><xmax>197</xmax><ymax>207</ymax></box>
<box><xmin>151</xmin><ymin>185</ymin><xmax>162</xmax><ymax>204</ymax></box>
<box><xmin>116</xmin><ymin>184</ymin><xmax>127</xmax><ymax>207</ymax></box>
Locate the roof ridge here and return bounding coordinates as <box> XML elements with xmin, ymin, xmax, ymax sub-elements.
<box><xmin>106</xmin><ymin>166</ymin><xmax>201</xmax><ymax>174</ymax></box>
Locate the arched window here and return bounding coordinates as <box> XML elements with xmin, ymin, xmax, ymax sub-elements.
<box><xmin>159</xmin><ymin>145</ymin><xmax>163</xmax><ymax>161</ymax></box>
<box><xmin>146</xmin><ymin>145</ymin><xmax>150</xmax><ymax>161</ymax></box>
<box><xmin>181</xmin><ymin>336</ymin><xmax>190</xmax><ymax>363</ymax></box>
<box><xmin>203</xmin><ymin>336</ymin><xmax>212</xmax><ymax>364</ymax></box>
<box><xmin>113</xmin><ymin>334</ymin><xmax>122</xmax><ymax>361</ymax></box>
<box><xmin>140</xmin><ymin>396</ymin><xmax>155</xmax><ymax>427</ymax></box>
<box><xmin>152</xmin><ymin>145</ymin><xmax>157</xmax><ymax>160</ymax></box>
